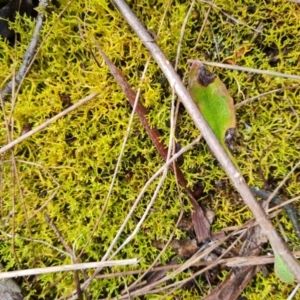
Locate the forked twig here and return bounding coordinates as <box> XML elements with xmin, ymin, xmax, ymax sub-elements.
<box><xmin>45</xmin><ymin>213</ymin><xmax>83</xmax><ymax>300</ymax></box>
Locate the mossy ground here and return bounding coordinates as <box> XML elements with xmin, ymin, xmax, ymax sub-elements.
<box><xmin>0</xmin><ymin>0</ymin><xmax>300</xmax><ymax>299</ymax></box>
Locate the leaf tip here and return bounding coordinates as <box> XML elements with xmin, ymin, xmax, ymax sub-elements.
<box><xmin>188</xmin><ymin>60</ymin><xmax>216</xmax><ymax>87</ymax></box>
<box><xmin>197</xmin><ymin>64</ymin><xmax>216</xmax><ymax>87</ymax></box>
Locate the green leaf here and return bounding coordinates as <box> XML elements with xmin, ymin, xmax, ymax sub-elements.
<box><xmin>188</xmin><ymin>60</ymin><xmax>237</xmax><ymax>166</ymax></box>
<box><xmin>274</xmin><ymin>251</ymin><xmax>294</xmax><ymax>284</ymax></box>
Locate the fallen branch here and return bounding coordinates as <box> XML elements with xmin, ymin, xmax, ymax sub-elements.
<box><xmin>111</xmin><ymin>0</ymin><xmax>300</xmax><ymax>283</ymax></box>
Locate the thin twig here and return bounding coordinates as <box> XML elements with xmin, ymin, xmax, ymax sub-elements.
<box><xmin>192</xmin><ymin>0</ymin><xmax>214</xmax><ymax>52</ymax></box>
<box><xmin>2</xmin><ymin>230</ymin><xmax>71</xmax><ymax>258</ymax></box>
<box><xmin>198</xmin><ymin>0</ymin><xmax>263</xmax><ymax>33</ymax></box>
<box><xmin>235</xmin><ymin>86</ymin><xmax>298</xmax><ymax>109</ymax></box>
<box><xmin>0</xmin><ymin>0</ymin><xmax>48</xmax><ymax>100</ymax></box>
<box><xmin>201</xmin><ymin>61</ymin><xmax>300</xmax><ymax>80</ymax></box>
<box><xmin>95</xmin><ymin>251</ymin><xmax>300</xmax><ymax>279</ymax></box>
<box><xmin>0</xmin><ymin>92</ymin><xmax>99</xmax><ymax>154</ymax></box>
<box><xmin>288</xmin><ymin>283</ymin><xmax>300</xmax><ymax>300</ymax></box>
<box><xmin>0</xmin><ymin>95</ymin><xmax>34</xmax><ymax>287</ymax></box>
<box><xmin>0</xmin><ymin>259</ymin><xmax>138</xmax><ymax>279</ymax></box>
<box><xmin>45</xmin><ymin>214</ymin><xmax>83</xmax><ymax>300</ymax></box>
<box><xmin>174</xmin><ymin>0</ymin><xmax>195</xmax><ymax>70</ymax></box>
<box><xmin>112</xmin><ymin>88</ymin><xmax>177</xmax><ymax>259</ymax></box>
<box><xmin>251</xmin><ymin>187</ymin><xmax>300</xmax><ymax>240</ymax></box>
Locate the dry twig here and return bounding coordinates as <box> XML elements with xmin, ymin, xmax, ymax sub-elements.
<box><xmin>0</xmin><ymin>0</ymin><xmax>48</xmax><ymax>100</ymax></box>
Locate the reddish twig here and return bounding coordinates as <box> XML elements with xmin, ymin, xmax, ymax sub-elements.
<box><xmin>94</xmin><ymin>41</ymin><xmax>210</xmax><ymax>243</ymax></box>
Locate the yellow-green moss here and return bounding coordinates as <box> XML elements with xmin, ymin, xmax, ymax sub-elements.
<box><xmin>0</xmin><ymin>0</ymin><xmax>299</xmax><ymax>298</ymax></box>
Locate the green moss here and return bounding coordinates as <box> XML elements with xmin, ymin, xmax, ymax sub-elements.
<box><xmin>0</xmin><ymin>0</ymin><xmax>299</xmax><ymax>298</ymax></box>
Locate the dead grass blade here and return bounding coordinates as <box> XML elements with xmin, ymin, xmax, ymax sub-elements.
<box><xmin>94</xmin><ymin>41</ymin><xmax>210</xmax><ymax>243</ymax></box>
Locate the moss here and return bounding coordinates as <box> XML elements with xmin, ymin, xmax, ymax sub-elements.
<box><xmin>0</xmin><ymin>0</ymin><xmax>299</xmax><ymax>298</ymax></box>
